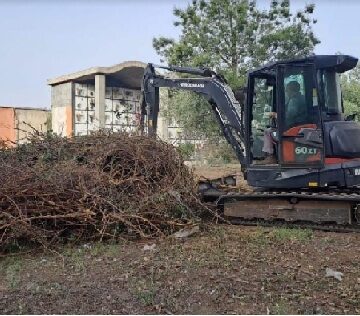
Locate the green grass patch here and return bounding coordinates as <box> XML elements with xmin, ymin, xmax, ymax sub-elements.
<box><xmin>62</xmin><ymin>246</ymin><xmax>86</xmax><ymax>272</ymax></box>
<box><xmin>0</xmin><ymin>257</ymin><xmax>24</xmax><ymax>289</ymax></box>
<box><xmin>135</xmin><ymin>289</ymin><xmax>157</xmax><ymax>306</ymax></box>
<box><xmin>270</xmin><ymin>228</ymin><xmax>313</xmax><ymax>242</ymax></box>
<box><xmin>130</xmin><ymin>273</ymin><xmax>158</xmax><ymax>307</ymax></box>
<box><xmin>88</xmin><ymin>241</ymin><xmax>121</xmax><ymax>257</ymax></box>
<box><xmin>271</xmin><ymin>299</ymin><xmax>292</xmax><ymax>315</ymax></box>
<box><xmin>245</xmin><ymin>227</ymin><xmax>270</xmax><ymax>247</ymax></box>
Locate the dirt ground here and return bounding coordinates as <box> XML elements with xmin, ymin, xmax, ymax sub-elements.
<box><xmin>1</xmin><ymin>225</ymin><xmax>360</xmax><ymax>314</ymax></box>
<box><xmin>1</xmin><ymin>164</ymin><xmax>360</xmax><ymax>314</ymax></box>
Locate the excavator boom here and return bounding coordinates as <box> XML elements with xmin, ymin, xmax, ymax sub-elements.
<box><xmin>141</xmin><ymin>63</ymin><xmax>246</xmax><ymax>165</ymax></box>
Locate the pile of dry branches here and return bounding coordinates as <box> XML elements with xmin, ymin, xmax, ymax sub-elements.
<box><xmin>0</xmin><ymin>132</ymin><xmax>207</xmax><ymax>250</ymax></box>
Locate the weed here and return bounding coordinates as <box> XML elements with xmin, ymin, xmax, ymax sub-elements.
<box><xmin>136</xmin><ymin>289</ymin><xmax>156</xmax><ymax>306</ymax></box>
<box><xmin>0</xmin><ymin>257</ymin><xmax>23</xmax><ymax>289</ymax></box>
<box><xmin>89</xmin><ymin>242</ymin><xmax>122</xmax><ymax>258</ymax></box>
<box><xmin>211</xmin><ymin>226</ymin><xmax>227</xmax><ymax>239</ymax></box>
<box><xmin>27</xmin><ymin>282</ymin><xmax>42</xmax><ymax>294</ymax></box>
<box><xmin>323</xmin><ymin>236</ymin><xmax>335</xmax><ymax>243</ymax></box>
<box><xmin>88</xmin><ymin>242</ymin><xmax>108</xmax><ymax>257</ymax></box>
<box><xmin>131</xmin><ymin>268</ymin><xmax>158</xmax><ymax>306</ymax></box>
<box><xmin>63</xmin><ymin>247</ymin><xmax>85</xmax><ymax>272</ymax></box>
<box><xmin>177</xmin><ymin>143</ymin><xmax>195</xmax><ymax>160</ymax></box>
<box><xmin>246</xmin><ymin>228</ymin><xmax>269</xmax><ymax>247</ymax></box>
<box><xmin>172</xmin><ymin>204</ymin><xmax>189</xmax><ymax>218</ymax></box>
<box><xmin>271</xmin><ymin>299</ymin><xmax>292</xmax><ymax>315</ymax></box>
<box><xmin>18</xmin><ymin>304</ymin><xmax>25</xmax><ymax>315</ymax></box>
<box><xmin>270</xmin><ymin>228</ymin><xmax>313</xmax><ymax>242</ymax></box>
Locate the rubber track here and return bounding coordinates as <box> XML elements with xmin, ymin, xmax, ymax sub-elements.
<box><xmin>214</xmin><ymin>189</ymin><xmax>360</xmax><ymax>232</ymax></box>
<box><xmin>217</xmin><ymin>190</ymin><xmax>360</xmax><ymax>203</ymax></box>
<box><xmin>227</xmin><ymin>218</ymin><xmax>360</xmax><ymax>233</ymax></box>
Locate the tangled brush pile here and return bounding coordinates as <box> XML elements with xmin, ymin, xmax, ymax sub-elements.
<box><xmin>0</xmin><ymin>132</ymin><xmax>207</xmax><ymax>250</ymax></box>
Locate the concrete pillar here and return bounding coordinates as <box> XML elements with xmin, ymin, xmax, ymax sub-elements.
<box><xmin>95</xmin><ymin>74</ymin><xmax>105</xmax><ymax>129</ymax></box>
<box><xmin>158</xmin><ymin>88</ymin><xmax>169</xmax><ymax>141</ymax></box>
<box><xmin>51</xmin><ymin>82</ymin><xmax>73</xmax><ymax>137</ymax></box>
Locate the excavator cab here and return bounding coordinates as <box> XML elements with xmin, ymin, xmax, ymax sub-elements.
<box><xmin>247</xmin><ymin>59</ymin><xmax>322</xmax><ymax>166</ymax></box>
<box><xmin>245</xmin><ymin>55</ymin><xmax>360</xmax><ymax>188</ymax></box>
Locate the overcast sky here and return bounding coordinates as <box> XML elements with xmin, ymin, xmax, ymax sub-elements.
<box><xmin>0</xmin><ymin>0</ymin><xmax>359</xmax><ymax>108</ymax></box>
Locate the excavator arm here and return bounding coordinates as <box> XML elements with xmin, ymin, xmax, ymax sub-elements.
<box><xmin>141</xmin><ymin>63</ymin><xmax>247</xmax><ymax>166</ymax></box>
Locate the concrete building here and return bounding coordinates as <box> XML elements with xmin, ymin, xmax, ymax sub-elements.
<box><xmin>0</xmin><ymin>106</ymin><xmax>50</xmax><ymax>145</ymax></box>
<box><xmin>47</xmin><ymin>60</ymin><xmax>200</xmax><ymax>148</ymax></box>
<box><xmin>48</xmin><ymin>61</ymin><xmax>154</xmax><ymax>137</ymax></box>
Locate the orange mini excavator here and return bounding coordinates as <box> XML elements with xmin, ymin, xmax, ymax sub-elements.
<box><xmin>142</xmin><ymin>55</ymin><xmax>360</xmax><ymax>231</ymax></box>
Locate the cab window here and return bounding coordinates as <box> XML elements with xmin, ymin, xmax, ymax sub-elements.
<box><xmin>319</xmin><ymin>70</ymin><xmax>342</xmax><ymax>114</ymax></box>
<box><xmin>282</xmin><ymin>66</ymin><xmax>318</xmax><ymax>130</ymax></box>
<box><xmin>250</xmin><ymin>77</ymin><xmax>275</xmax><ymax>160</ymax></box>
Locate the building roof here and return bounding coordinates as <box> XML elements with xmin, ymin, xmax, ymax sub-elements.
<box><xmin>47</xmin><ymin>60</ymin><xmax>147</xmax><ymax>89</ymax></box>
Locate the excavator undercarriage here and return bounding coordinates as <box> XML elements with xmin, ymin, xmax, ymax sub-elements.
<box><xmin>200</xmin><ymin>175</ymin><xmax>360</xmax><ymax>231</ymax></box>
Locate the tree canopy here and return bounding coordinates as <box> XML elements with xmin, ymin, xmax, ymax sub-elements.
<box><xmin>153</xmin><ymin>0</ymin><xmax>320</xmax><ymax>139</ymax></box>
<box><xmin>342</xmin><ymin>63</ymin><xmax>360</xmax><ymax>119</ymax></box>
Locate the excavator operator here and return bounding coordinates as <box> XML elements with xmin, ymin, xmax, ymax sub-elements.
<box><xmin>262</xmin><ymin>80</ymin><xmax>307</xmax><ymax>163</ymax></box>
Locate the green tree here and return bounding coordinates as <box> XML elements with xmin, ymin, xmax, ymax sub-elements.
<box><xmin>342</xmin><ymin>63</ymin><xmax>360</xmax><ymax>119</ymax></box>
<box><xmin>154</xmin><ymin>0</ymin><xmax>319</xmax><ymax>139</ymax></box>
